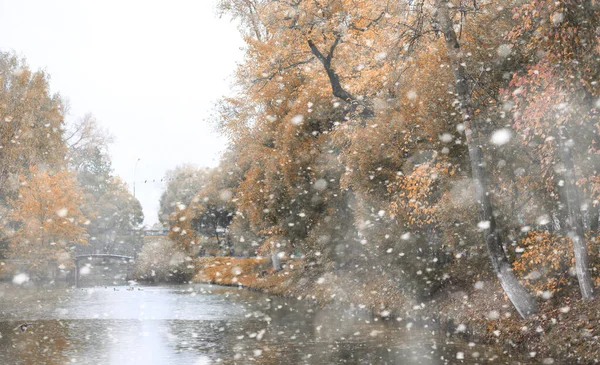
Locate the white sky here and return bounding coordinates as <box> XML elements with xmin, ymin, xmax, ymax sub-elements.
<box><xmin>0</xmin><ymin>0</ymin><xmax>245</xmax><ymax>226</ymax></box>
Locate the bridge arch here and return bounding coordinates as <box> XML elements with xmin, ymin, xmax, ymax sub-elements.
<box><xmin>73</xmin><ymin>254</ymin><xmax>134</xmax><ymax>286</ymax></box>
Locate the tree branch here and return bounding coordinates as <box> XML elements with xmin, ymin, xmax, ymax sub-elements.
<box><xmin>349</xmin><ymin>12</ymin><xmax>386</xmax><ymax>32</ymax></box>
<box><xmin>307</xmin><ymin>37</ymin><xmax>374</xmax><ymax>118</ymax></box>
<box><xmin>253</xmin><ymin>58</ymin><xmax>315</xmax><ymax>84</ymax></box>
<box><xmin>325</xmin><ymin>34</ymin><xmax>341</xmax><ymax>64</ymax></box>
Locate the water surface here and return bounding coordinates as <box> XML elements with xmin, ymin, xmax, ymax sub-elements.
<box><xmin>0</xmin><ymin>283</ymin><xmax>534</xmax><ymax>364</ymax></box>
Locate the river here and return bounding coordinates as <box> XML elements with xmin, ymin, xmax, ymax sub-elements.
<box><xmin>0</xmin><ymin>282</ymin><xmax>535</xmax><ymax>364</ymax></box>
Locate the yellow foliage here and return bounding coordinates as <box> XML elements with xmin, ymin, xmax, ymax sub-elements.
<box><xmin>512</xmin><ymin>231</ymin><xmax>600</xmax><ymax>296</ymax></box>
<box><xmin>194</xmin><ymin>256</ymin><xmax>300</xmax><ymax>291</ymax></box>
<box><xmin>8</xmin><ymin>166</ymin><xmax>89</xmax><ymax>278</ymax></box>
<box><xmin>389</xmin><ymin>160</ymin><xmax>455</xmax><ymax>227</ymax></box>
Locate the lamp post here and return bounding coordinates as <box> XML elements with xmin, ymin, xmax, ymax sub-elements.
<box><xmin>133</xmin><ymin>158</ymin><xmax>141</xmax><ymax>198</ymax></box>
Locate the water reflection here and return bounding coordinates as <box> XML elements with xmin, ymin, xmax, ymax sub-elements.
<box><xmin>0</xmin><ymin>283</ymin><xmax>531</xmax><ymax>364</ymax></box>
<box><xmin>0</xmin><ymin>320</ymin><xmax>69</xmax><ymax>365</ymax></box>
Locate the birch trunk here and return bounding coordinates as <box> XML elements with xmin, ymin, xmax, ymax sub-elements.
<box><xmin>434</xmin><ymin>0</ymin><xmax>538</xmax><ymax>317</ymax></box>
<box><xmin>557</xmin><ymin>128</ymin><xmax>595</xmax><ymax>300</ymax></box>
<box><xmin>271</xmin><ymin>249</ymin><xmax>281</xmax><ymax>272</ymax></box>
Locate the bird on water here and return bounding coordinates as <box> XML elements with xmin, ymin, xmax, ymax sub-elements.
<box><xmin>14</xmin><ymin>323</ymin><xmax>34</xmax><ymax>332</ymax></box>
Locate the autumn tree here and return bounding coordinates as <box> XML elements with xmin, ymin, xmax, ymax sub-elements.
<box><xmin>216</xmin><ymin>0</ymin><xmax>450</xmax><ymax>283</ymax></box>
<box><xmin>507</xmin><ymin>0</ymin><xmax>600</xmax><ymax>300</ymax></box>
<box><xmin>0</xmin><ymin>52</ymin><xmax>67</xmax><ymax>195</ymax></box>
<box><xmin>430</xmin><ymin>0</ymin><xmax>538</xmax><ymax>317</ymax></box>
<box><xmin>7</xmin><ymin>166</ymin><xmax>88</xmax><ymax>279</ymax></box>
<box><xmin>217</xmin><ymin>0</ymin><xmax>413</xmax><ymax>125</ymax></box>
<box><xmin>209</xmin><ymin>0</ymin><xmax>600</xmax><ymax>315</ymax></box>
<box><xmin>215</xmin><ymin>0</ymin><xmax>397</xmax><ymax>269</ymax></box>
<box><xmin>0</xmin><ymin>53</ymin><xmax>67</xmax><ymax>258</ymax></box>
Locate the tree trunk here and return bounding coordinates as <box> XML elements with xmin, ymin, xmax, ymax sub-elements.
<box><xmin>307</xmin><ymin>38</ymin><xmax>374</xmax><ymax>118</ymax></box>
<box><xmin>435</xmin><ymin>0</ymin><xmax>538</xmax><ymax>317</ymax></box>
<box><xmin>215</xmin><ymin>228</ymin><xmax>221</xmax><ymax>248</ymax></box>
<box><xmin>552</xmin><ymin>176</ymin><xmax>570</xmax><ymax>235</ymax></box>
<box><xmin>271</xmin><ymin>248</ymin><xmax>281</xmax><ymax>272</ymax></box>
<box><xmin>558</xmin><ymin>128</ymin><xmax>595</xmax><ymax>300</ymax></box>
<box><xmin>590</xmin><ymin>202</ymin><xmax>599</xmax><ymax>234</ymax></box>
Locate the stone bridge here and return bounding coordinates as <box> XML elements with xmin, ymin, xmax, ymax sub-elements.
<box><xmin>72</xmin><ymin>254</ymin><xmax>134</xmax><ymax>287</ymax></box>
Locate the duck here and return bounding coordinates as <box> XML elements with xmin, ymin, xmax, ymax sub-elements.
<box><xmin>14</xmin><ymin>323</ymin><xmax>33</xmax><ymax>332</ymax></box>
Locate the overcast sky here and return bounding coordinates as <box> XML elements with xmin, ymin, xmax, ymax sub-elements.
<box><xmin>0</xmin><ymin>0</ymin><xmax>244</xmax><ymax>226</ymax></box>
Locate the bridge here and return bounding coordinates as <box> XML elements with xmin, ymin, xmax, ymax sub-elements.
<box><xmin>73</xmin><ymin>254</ymin><xmax>134</xmax><ymax>287</ymax></box>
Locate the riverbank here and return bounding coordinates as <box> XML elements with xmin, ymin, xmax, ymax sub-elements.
<box><xmin>192</xmin><ymin>256</ymin><xmax>600</xmax><ymax>363</ymax></box>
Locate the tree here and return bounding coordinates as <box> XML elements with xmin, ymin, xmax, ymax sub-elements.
<box><xmin>0</xmin><ymin>52</ymin><xmax>66</xmax><ymax>196</ymax></box>
<box><xmin>190</xmin><ymin>201</ymin><xmax>234</xmax><ymax>251</ymax></box>
<box><xmin>217</xmin><ymin>0</ymin><xmax>268</xmax><ymax>41</ymax></box>
<box><xmin>158</xmin><ymin>165</ymin><xmax>208</xmax><ymax>224</ymax></box>
<box><xmin>432</xmin><ymin>0</ymin><xmax>538</xmax><ymax>317</ymax></box>
<box><xmin>7</xmin><ymin>166</ymin><xmax>88</xmax><ymax>279</ymax></box>
<box><xmin>81</xmin><ymin>177</ymin><xmax>144</xmax><ymax>256</ymax></box>
<box><xmin>507</xmin><ymin>0</ymin><xmax>600</xmax><ymax>300</ymax></box>
<box><xmin>64</xmin><ymin>113</ymin><xmax>113</xmax><ymax>172</ymax></box>
<box><xmin>186</xmin><ymin>168</ymin><xmax>236</xmax><ymax>254</ymax></box>
<box><xmin>0</xmin><ymin>53</ymin><xmax>68</xmax><ymax>259</ymax></box>
<box><xmin>65</xmin><ymin>113</ymin><xmax>144</xmax><ymax>256</ymax></box>
<box><xmin>217</xmin><ymin>0</ymin><xmax>406</xmax><ymax>122</ymax></box>
<box><xmin>210</xmin><ymin>0</ymin><xmax>600</xmax><ymax>315</ymax></box>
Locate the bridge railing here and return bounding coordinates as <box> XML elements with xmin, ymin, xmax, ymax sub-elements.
<box><xmin>75</xmin><ymin>254</ymin><xmax>134</xmax><ymax>261</ymax></box>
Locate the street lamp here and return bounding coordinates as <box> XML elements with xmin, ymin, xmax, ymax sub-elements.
<box><xmin>133</xmin><ymin>158</ymin><xmax>141</xmax><ymax>198</ymax></box>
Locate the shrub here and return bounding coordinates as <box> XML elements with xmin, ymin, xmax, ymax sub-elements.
<box><xmin>134</xmin><ymin>237</ymin><xmax>195</xmax><ymax>283</ymax></box>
